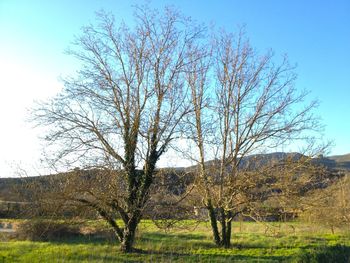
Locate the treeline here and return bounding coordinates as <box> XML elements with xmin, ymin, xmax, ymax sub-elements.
<box><xmin>3</xmin><ymin>155</ymin><xmax>347</xmax><ymax>226</ymax></box>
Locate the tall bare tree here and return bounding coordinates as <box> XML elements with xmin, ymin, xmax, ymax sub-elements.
<box><xmin>185</xmin><ymin>29</ymin><xmax>322</xmax><ymax>248</ymax></box>
<box><xmin>33</xmin><ymin>6</ymin><xmax>203</xmax><ymax>252</ymax></box>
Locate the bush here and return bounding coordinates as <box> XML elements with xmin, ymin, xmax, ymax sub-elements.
<box><xmin>16</xmin><ymin>220</ymin><xmax>81</xmax><ymax>241</ymax></box>
<box><xmin>294</xmin><ymin>245</ymin><xmax>350</xmax><ymax>263</ymax></box>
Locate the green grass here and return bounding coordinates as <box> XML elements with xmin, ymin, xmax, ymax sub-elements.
<box><xmin>1</xmin><ymin>220</ymin><xmax>350</xmax><ymax>262</ymax></box>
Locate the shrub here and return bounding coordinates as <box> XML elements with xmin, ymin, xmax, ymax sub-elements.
<box><xmin>15</xmin><ymin>220</ymin><xmax>81</xmax><ymax>241</ymax></box>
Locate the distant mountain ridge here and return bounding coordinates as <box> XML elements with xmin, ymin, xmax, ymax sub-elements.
<box><xmin>189</xmin><ymin>152</ymin><xmax>350</xmax><ymax>171</ymax></box>
<box><xmin>328</xmin><ymin>154</ymin><xmax>350</xmax><ymax>169</ymax></box>
<box><xmin>189</xmin><ymin>152</ymin><xmax>304</xmax><ymax>170</ymax></box>
<box><xmin>310</xmin><ymin>153</ymin><xmax>350</xmax><ymax>170</ymax></box>
<box><xmin>237</xmin><ymin>152</ymin><xmax>350</xmax><ymax>171</ymax></box>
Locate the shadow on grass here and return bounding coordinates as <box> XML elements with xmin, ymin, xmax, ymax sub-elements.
<box><xmin>295</xmin><ymin>245</ymin><xmax>350</xmax><ymax>263</ymax></box>
<box><xmin>140</xmin><ymin>232</ymin><xmax>206</xmax><ymax>241</ymax></box>
<box><xmin>48</xmin><ymin>234</ymin><xmax>118</xmax><ymax>245</ymax></box>
<box><xmin>47</xmin><ymin>231</ymin><xmax>207</xmax><ymax>245</ymax></box>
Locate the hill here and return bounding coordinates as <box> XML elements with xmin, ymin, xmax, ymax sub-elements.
<box><xmin>328</xmin><ymin>153</ymin><xmax>350</xmax><ymax>169</ymax></box>
<box><xmin>0</xmin><ymin>152</ymin><xmax>349</xmax><ymax>204</ymax></box>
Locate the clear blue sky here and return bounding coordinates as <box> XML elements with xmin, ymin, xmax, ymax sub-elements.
<box><xmin>0</xmin><ymin>0</ymin><xmax>349</xmax><ymax>176</ymax></box>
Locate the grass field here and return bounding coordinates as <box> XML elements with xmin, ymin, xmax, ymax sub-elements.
<box><xmin>1</xmin><ymin>220</ymin><xmax>350</xmax><ymax>262</ymax></box>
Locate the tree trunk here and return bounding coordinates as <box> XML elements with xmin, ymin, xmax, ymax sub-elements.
<box><xmin>120</xmin><ymin>218</ymin><xmax>138</xmax><ymax>253</ymax></box>
<box><xmin>207</xmin><ymin>203</ymin><xmax>221</xmax><ymax>245</ymax></box>
<box><xmin>220</xmin><ymin>208</ymin><xmax>227</xmax><ymax>247</ymax></box>
<box><xmin>224</xmin><ymin>213</ymin><xmax>232</xmax><ymax>248</ymax></box>
<box><xmin>206</xmin><ymin>205</ymin><xmax>233</xmax><ymax>248</ymax></box>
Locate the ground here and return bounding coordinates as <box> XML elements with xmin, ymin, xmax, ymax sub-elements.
<box><xmin>1</xmin><ymin>220</ymin><xmax>350</xmax><ymax>262</ymax></box>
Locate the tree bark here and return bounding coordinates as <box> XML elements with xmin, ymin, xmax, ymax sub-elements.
<box><xmin>224</xmin><ymin>211</ymin><xmax>232</xmax><ymax>248</ymax></box>
<box><xmin>120</xmin><ymin>215</ymin><xmax>140</xmax><ymax>252</ymax></box>
<box><xmin>220</xmin><ymin>208</ymin><xmax>227</xmax><ymax>247</ymax></box>
<box><xmin>207</xmin><ymin>202</ymin><xmax>221</xmax><ymax>245</ymax></box>
<box><xmin>208</xmin><ymin>207</ymin><xmax>232</xmax><ymax>248</ymax></box>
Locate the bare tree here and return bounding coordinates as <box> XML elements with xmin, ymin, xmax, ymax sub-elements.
<box><xmin>33</xmin><ymin>6</ymin><xmax>204</xmax><ymax>252</ymax></box>
<box><xmin>185</xmin><ymin>29</ymin><xmax>323</xmax><ymax>248</ymax></box>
